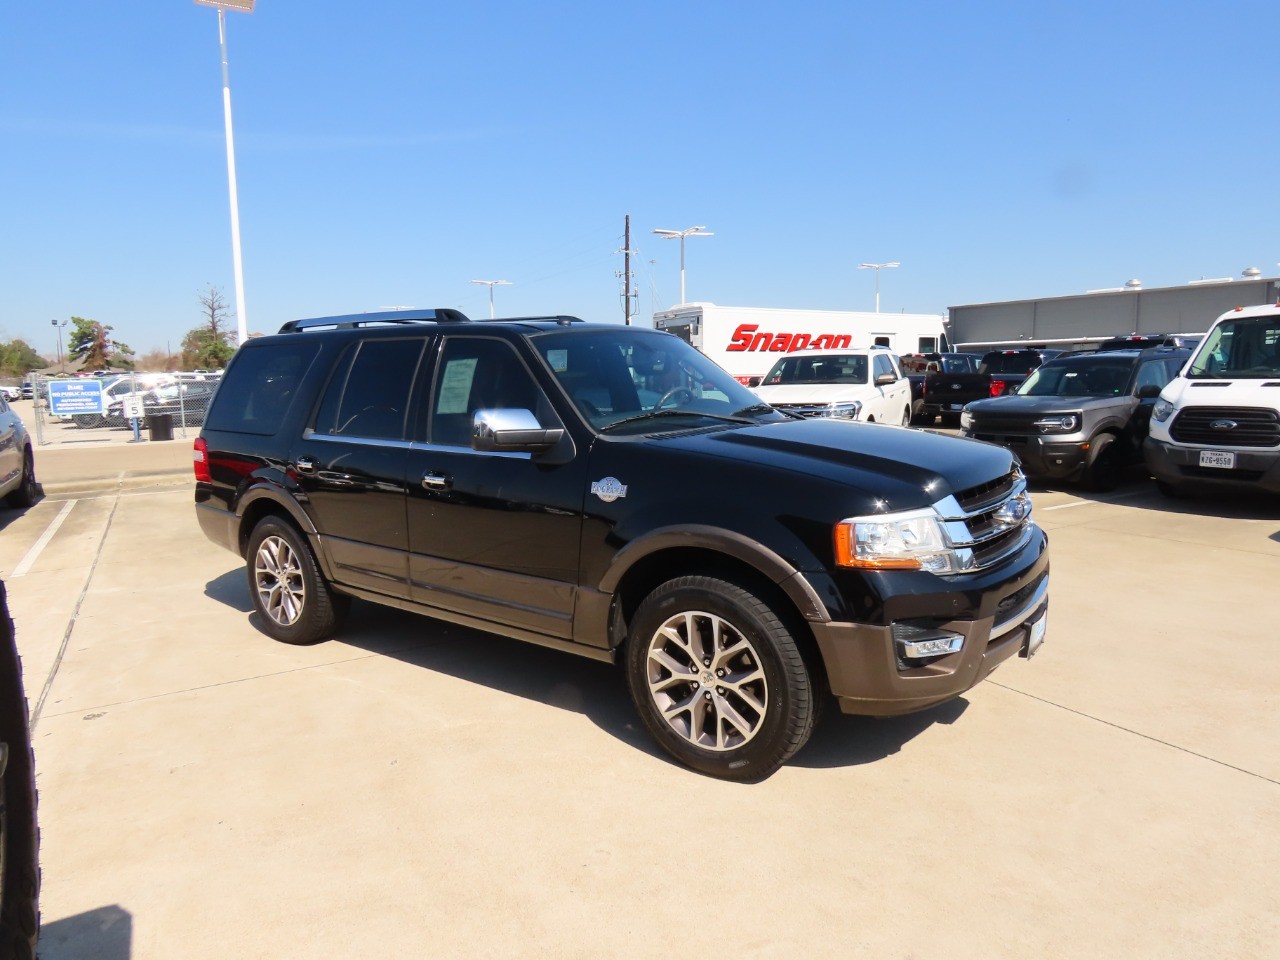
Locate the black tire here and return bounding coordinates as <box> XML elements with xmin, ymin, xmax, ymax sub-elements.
<box><xmin>0</xmin><ymin>581</ymin><xmax>40</xmax><ymax>960</ymax></box>
<box><xmin>1082</xmin><ymin>434</ymin><xmax>1122</xmax><ymax>492</ymax></box>
<box><xmin>624</xmin><ymin>576</ymin><xmax>818</xmax><ymax>782</ymax></box>
<box><xmin>941</xmin><ymin>413</ymin><xmax>961</xmax><ymax>428</ymax></box>
<box><xmin>4</xmin><ymin>451</ymin><xmax>36</xmax><ymax>510</ymax></box>
<box><xmin>245</xmin><ymin>517</ymin><xmax>348</xmax><ymax>645</ymax></box>
<box><xmin>910</xmin><ymin>402</ymin><xmax>931</xmax><ymax>426</ymax></box>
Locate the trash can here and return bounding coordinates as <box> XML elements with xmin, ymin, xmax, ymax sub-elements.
<box><xmin>146</xmin><ymin>413</ymin><xmax>174</xmax><ymax>442</ymax></box>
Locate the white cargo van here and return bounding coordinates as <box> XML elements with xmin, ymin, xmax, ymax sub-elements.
<box><xmin>1145</xmin><ymin>303</ymin><xmax>1280</xmax><ymax>495</ymax></box>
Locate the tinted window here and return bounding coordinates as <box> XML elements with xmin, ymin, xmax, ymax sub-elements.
<box><xmin>762</xmin><ymin>354</ymin><xmax>868</xmax><ymax>385</ymax></box>
<box><xmin>1134</xmin><ymin>359</ymin><xmax>1175</xmax><ymax>393</ymax></box>
<box><xmin>1018</xmin><ymin>358</ymin><xmax>1133</xmax><ymax>397</ymax></box>
<box><xmin>980</xmin><ymin>352</ymin><xmax>1041</xmax><ymax>375</ymax></box>
<box><xmin>205</xmin><ymin>341</ymin><xmax>321</xmax><ymax>436</ymax></box>
<box><xmin>429</xmin><ymin>338</ymin><xmax>544</xmax><ymax>447</ymax></box>
<box><xmin>313</xmin><ymin>338</ymin><xmax>425</xmax><ymax>440</ymax></box>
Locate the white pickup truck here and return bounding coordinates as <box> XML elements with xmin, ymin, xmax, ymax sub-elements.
<box><xmin>1145</xmin><ymin>302</ymin><xmax>1280</xmax><ymax>496</ymax></box>
<box><xmin>751</xmin><ymin>347</ymin><xmax>914</xmax><ymax>425</ymax></box>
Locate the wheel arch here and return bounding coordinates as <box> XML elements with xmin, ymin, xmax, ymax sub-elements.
<box><xmin>236</xmin><ymin>486</ymin><xmax>320</xmax><ymax>557</ymax></box>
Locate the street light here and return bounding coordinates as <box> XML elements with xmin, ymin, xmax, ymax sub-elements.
<box><xmin>858</xmin><ymin>261</ymin><xmax>900</xmax><ymax>313</ymax></box>
<box><xmin>652</xmin><ymin>226</ymin><xmax>714</xmax><ymax>305</ymax></box>
<box><xmin>470</xmin><ymin>280</ymin><xmax>512</xmax><ymax>319</ymax></box>
<box><xmin>49</xmin><ymin>318</ymin><xmax>69</xmax><ymax>370</ymax></box>
<box><xmin>194</xmin><ymin>0</ymin><xmax>255</xmax><ymax>346</ymax></box>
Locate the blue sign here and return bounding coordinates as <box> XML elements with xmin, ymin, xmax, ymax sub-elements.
<box><xmin>48</xmin><ymin>379</ymin><xmax>105</xmax><ymax>416</ymax></box>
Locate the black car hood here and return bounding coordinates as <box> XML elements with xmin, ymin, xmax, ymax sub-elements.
<box><xmin>656</xmin><ymin>419</ymin><xmax>1013</xmax><ymax>510</ymax></box>
<box><xmin>968</xmin><ymin>395</ymin><xmax>1124</xmax><ymax>416</ymax></box>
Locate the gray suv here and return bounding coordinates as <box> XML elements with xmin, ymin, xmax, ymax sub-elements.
<box><xmin>960</xmin><ymin>348</ymin><xmax>1189</xmax><ymax>490</ymax></box>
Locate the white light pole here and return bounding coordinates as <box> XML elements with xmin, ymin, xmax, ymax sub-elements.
<box><xmin>652</xmin><ymin>226</ymin><xmax>713</xmax><ymax>305</ymax></box>
<box><xmin>470</xmin><ymin>280</ymin><xmax>512</xmax><ymax>319</ymax></box>
<box><xmin>195</xmin><ymin>0</ymin><xmax>255</xmax><ymax>345</ymax></box>
<box><xmin>858</xmin><ymin>261</ymin><xmax>900</xmax><ymax>313</ymax></box>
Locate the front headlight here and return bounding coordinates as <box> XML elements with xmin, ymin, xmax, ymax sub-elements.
<box><xmin>818</xmin><ymin>401</ymin><xmax>861</xmax><ymax>420</ymax></box>
<box><xmin>1152</xmin><ymin>399</ymin><xmax>1174</xmax><ymax>423</ymax></box>
<box><xmin>1034</xmin><ymin>414</ymin><xmax>1080</xmax><ymax>433</ymax></box>
<box><xmin>834</xmin><ymin>508</ymin><xmax>960</xmax><ymax>575</ymax></box>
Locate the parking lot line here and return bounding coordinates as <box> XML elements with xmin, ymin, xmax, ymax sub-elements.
<box><xmin>10</xmin><ymin>499</ymin><xmax>76</xmax><ymax>578</ymax></box>
<box><xmin>1040</xmin><ymin>490</ymin><xmax>1148</xmax><ymax>511</ymax></box>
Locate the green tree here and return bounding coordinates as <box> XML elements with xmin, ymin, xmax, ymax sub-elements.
<box><xmin>179</xmin><ymin>327</ymin><xmax>235</xmax><ymax>370</ymax></box>
<box><xmin>66</xmin><ymin>317</ymin><xmax>135</xmax><ymax>371</ymax></box>
<box><xmin>0</xmin><ymin>340</ymin><xmax>49</xmax><ymax>378</ymax></box>
<box><xmin>179</xmin><ymin>287</ymin><xmax>236</xmax><ymax>370</ymax></box>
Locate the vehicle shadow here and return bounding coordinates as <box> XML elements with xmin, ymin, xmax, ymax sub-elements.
<box><xmin>0</xmin><ymin>484</ymin><xmax>47</xmax><ymax>534</ymax></box>
<box><xmin>37</xmin><ymin>904</ymin><xmax>133</xmax><ymax>960</ymax></box>
<box><xmin>205</xmin><ymin>569</ymin><xmax>960</xmax><ymax>774</ymax></box>
<box><xmin>1028</xmin><ymin>474</ymin><xmax>1280</xmax><ymax>522</ymax></box>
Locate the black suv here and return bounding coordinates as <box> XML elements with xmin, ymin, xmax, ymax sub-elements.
<box><xmin>960</xmin><ymin>347</ymin><xmax>1190</xmax><ymax>490</ymax></box>
<box><xmin>195</xmin><ymin>310</ymin><xmax>1050</xmax><ymax>780</ymax></box>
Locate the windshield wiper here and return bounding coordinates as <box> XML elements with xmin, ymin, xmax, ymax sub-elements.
<box><xmin>600</xmin><ymin>409</ymin><xmax>754</xmax><ymax>433</ymax></box>
<box><xmin>730</xmin><ymin>403</ymin><xmax>777</xmax><ymax>417</ymax></box>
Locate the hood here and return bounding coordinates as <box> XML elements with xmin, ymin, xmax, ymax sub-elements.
<box><xmin>655</xmin><ymin>418</ymin><xmax>1014</xmax><ymax>512</ymax></box>
<box><xmin>1163</xmin><ymin>377</ymin><xmax>1280</xmax><ymax>405</ymax></box>
<box><xmin>966</xmin><ymin>395</ymin><xmax>1118</xmax><ymax>416</ymax></box>
<box><xmin>753</xmin><ymin>383</ymin><xmax>873</xmax><ymax>403</ymax></box>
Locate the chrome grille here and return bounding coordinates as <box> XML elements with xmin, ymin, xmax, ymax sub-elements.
<box><xmin>932</xmin><ymin>473</ymin><xmax>1035</xmax><ymax>574</ymax></box>
<box><xmin>770</xmin><ymin>402</ymin><xmax>856</xmax><ymax>419</ymax></box>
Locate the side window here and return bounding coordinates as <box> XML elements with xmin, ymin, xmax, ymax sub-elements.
<box><xmin>313</xmin><ymin>338</ymin><xmax>425</xmax><ymax>441</ymax></box>
<box><xmin>873</xmin><ymin>336</ymin><xmax>891</xmax><ymax>348</ymax></box>
<box><xmin>872</xmin><ymin>354</ymin><xmax>894</xmax><ymax>380</ymax></box>
<box><xmin>1134</xmin><ymin>360</ymin><xmax>1172</xmax><ymax>393</ymax></box>
<box><xmin>1162</xmin><ymin>357</ymin><xmax>1187</xmax><ymax>381</ymax></box>
<box><xmin>429</xmin><ymin>338</ymin><xmax>545</xmax><ymax>448</ymax></box>
<box><xmin>205</xmin><ymin>341</ymin><xmax>321</xmax><ymax>436</ymax></box>
<box><xmin>918</xmin><ymin>337</ymin><xmax>938</xmax><ymax>353</ymax></box>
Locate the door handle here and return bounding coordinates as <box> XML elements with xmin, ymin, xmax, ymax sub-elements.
<box><xmin>421</xmin><ymin>472</ymin><xmax>451</xmax><ymax>491</ymax></box>
<box><xmin>295</xmin><ymin>456</ymin><xmax>317</xmax><ymax>474</ymax></box>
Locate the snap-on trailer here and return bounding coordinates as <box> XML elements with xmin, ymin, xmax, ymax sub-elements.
<box><xmin>652</xmin><ymin>303</ymin><xmax>947</xmax><ymax>383</ymax></box>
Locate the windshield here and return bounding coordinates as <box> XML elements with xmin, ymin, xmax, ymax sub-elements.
<box><xmin>940</xmin><ymin>356</ymin><xmax>977</xmax><ymax>374</ymax></box>
<box><xmin>532</xmin><ymin>328</ymin><xmax>784</xmax><ymax>433</ymax></box>
<box><xmin>980</xmin><ymin>352</ymin><xmax>1041</xmax><ymax>375</ymax></box>
<box><xmin>1187</xmin><ymin>316</ymin><xmax>1280</xmax><ymax>379</ymax></box>
<box><xmin>1017</xmin><ymin>358</ymin><xmax>1132</xmax><ymax>396</ymax></box>
<box><xmin>760</xmin><ymin>354</ymin><xmax>868</xmax><ymax>385</ymax></box>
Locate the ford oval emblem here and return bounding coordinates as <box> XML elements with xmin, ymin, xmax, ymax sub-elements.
<box><xmin>1209</xmin><ymin>420</ymin><xmax>1238</xmax><ymax>431</ymax></box>
<box><xmin>951</xmin><ymin>384</ymin><xmax>961</xmax><ymax>390</ymax></box>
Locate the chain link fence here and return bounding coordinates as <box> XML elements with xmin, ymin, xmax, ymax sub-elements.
<box><xmin>28</xmin><ymin>372</ymin><xmax>220</xmax><ymax>446</ymax></box>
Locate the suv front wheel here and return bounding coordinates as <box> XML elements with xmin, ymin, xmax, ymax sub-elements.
<box><xmin>624</xmin><ymin>576</ymin><xmax>818</xmax><ymax>781</ymax></box>
<box><xmin>246</xmin><ymin>517</ymin><xmax>348</xmax><ymax>645</ymax></box>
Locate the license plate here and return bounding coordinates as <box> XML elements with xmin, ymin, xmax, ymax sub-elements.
<box><xmin>1199</xmin><ymin>450</ymin><xmax>1235</xmax><ymax>469</ymax></box>
<box><xmin>948</xmin><ymin>403</ymin><xmax>965</xmax><ymax>411</ymax></box>
<box><xmin>1022</xmin><ymin>610</ymin><xmax>1048</xmax><ymax>659</ymax></box>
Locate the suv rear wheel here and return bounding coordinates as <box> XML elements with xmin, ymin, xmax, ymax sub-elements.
<box><xmin>246</xmin><ymin>517</ymin><xmax>348</xmax><ymax>645</ymax></box>
<box><xmin>4</xmin><ymin>451</ymin><xmax>36</xmax><ymax>510</ymax></box>
<box><xmin>624</xmin><ymin>576</ymin><xmax>818</xmax><ymax>782</ymax></box>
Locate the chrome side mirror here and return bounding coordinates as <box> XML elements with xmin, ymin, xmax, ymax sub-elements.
<box><xmin>471</xmin><ymin>408</ymin><xmax>564</xmax><ymax>452</ymax></box>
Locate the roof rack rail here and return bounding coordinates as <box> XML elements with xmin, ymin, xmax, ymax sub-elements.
<box><xmin>278</xmin><ymin>308</ymin><xmax>471</xmax><ymax>334</ymax></box>
<box><xmin>486</xmin><ymin>315</ymin><xmax>585</xmax><ymax>325</ymax></box>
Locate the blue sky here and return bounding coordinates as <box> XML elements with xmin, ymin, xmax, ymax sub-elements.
<box><xmin>2</xmin><ymin>1</ymin><xmax>1275</xmax><ymax>356</ymax></box>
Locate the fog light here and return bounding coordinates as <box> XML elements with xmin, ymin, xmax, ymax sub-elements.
<box><xmin>892</xmin><ymin>623</ymin><xmax>965</xmax><ymax>659</ymax></box>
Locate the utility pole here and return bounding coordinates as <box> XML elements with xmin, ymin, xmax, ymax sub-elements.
<box><xmin>624</xmin><ymin>215</ymin><xmax>632</xmax><ymax>325</ymax></box>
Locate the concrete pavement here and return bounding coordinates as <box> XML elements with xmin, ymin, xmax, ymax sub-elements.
<box><xmin>1</xmin><ymin>480</ymin><xmax>1277</xmax><ymax>959</ymax></box>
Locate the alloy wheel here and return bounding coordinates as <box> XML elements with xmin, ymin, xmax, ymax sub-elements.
<box><xmin>644</xmin><ymin>610</ymin><xmax>769</xmax><ymax>751</ymax></box>
<box><xmin>254</xmin><ymin>535</ymin><xmax>306</xmax><ymax>627</ymax></box>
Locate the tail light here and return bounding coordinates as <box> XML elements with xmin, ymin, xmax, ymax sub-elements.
<box><xmin>193</xmin><ymin>437</ymin><xmax>212</xmax><ymax>484</ymax></box>
<box><xmin>989</xmin><ymin>380</ymin><xmax>1006</xmax><ymax>397</ymax></box>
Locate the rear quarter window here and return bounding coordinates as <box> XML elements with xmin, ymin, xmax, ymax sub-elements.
<box><xmin>204</xmin><ymin>341</ymin><xmax>321</xmax><ymax>436</ymax></box>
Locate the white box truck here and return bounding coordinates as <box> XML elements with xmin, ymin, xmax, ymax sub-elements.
<box><xmin>653</xmin><ymin>303</ymin><xmax>947</xmax><ymax>384</ymax></box>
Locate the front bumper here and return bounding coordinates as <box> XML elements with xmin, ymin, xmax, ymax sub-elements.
<box><xmin>966</xmin><ymin>430</ymin><xmax>1090</xmax><ymax>480</ymax></box>
<box><xmin>1144</xmin><ymin>437</ymin><xmax>1280</xmax><ymax>494</ymax></box>
<box><xmin>808</xmin><ymin>528</ymin><xmax>1050</xmax><ymax>716</ymax></box>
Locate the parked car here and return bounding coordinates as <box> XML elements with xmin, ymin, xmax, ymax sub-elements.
<box><xmin>105</xmin><ymin>380</ymin><xmax>218</xmax><ymax>429</ymax></box>
<box><xmin>18</xmin><ymin>381</ymin><xmax>32</xmax><ymax>400</ymax></box>
<box><xmin>903</xmin><ymin>352</ymin><xmax>982</xmax><ymax>425</ymax></box>
<box><xmin>924</xmin><ymin>349</ymin><xmax>1059</xmax><ymax>426</ymax></box>
<box><xmin>0</xmin><ymin>395</ymin><xmax>37</xmax><ymax>508</ymax></box>
<box><xmin>961</xmin><ymin>347</ymin><xmax>1190</xmax><ymax>490</ymax></box>
<box><xmin>0</xmin><ymin>580</ymin><xmax>40</xmax><ymax>956</ymax></box>
<box><xmin>752</xmin><ymin>347</ymin><xmax>914</xmax><ymax>424</ymax></box>
<box><xmin>1096</xmin><ymin>333</ymin><xmax>1202</xmax><ymax>352</ymax></box>
<box><xmin>1146</xmin><ymin>304</ymin><xmax>1280</xmax><ymax>496</ymax></box>
<box><xmin>0</xmin><ymin>386</ymin><xmax>20</xmax><ymax>402</ymax></box>
<box><xmin>194</xmin><ymin>309</ymin><xmax>1049</xmax><ymax>781</ymax></box>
